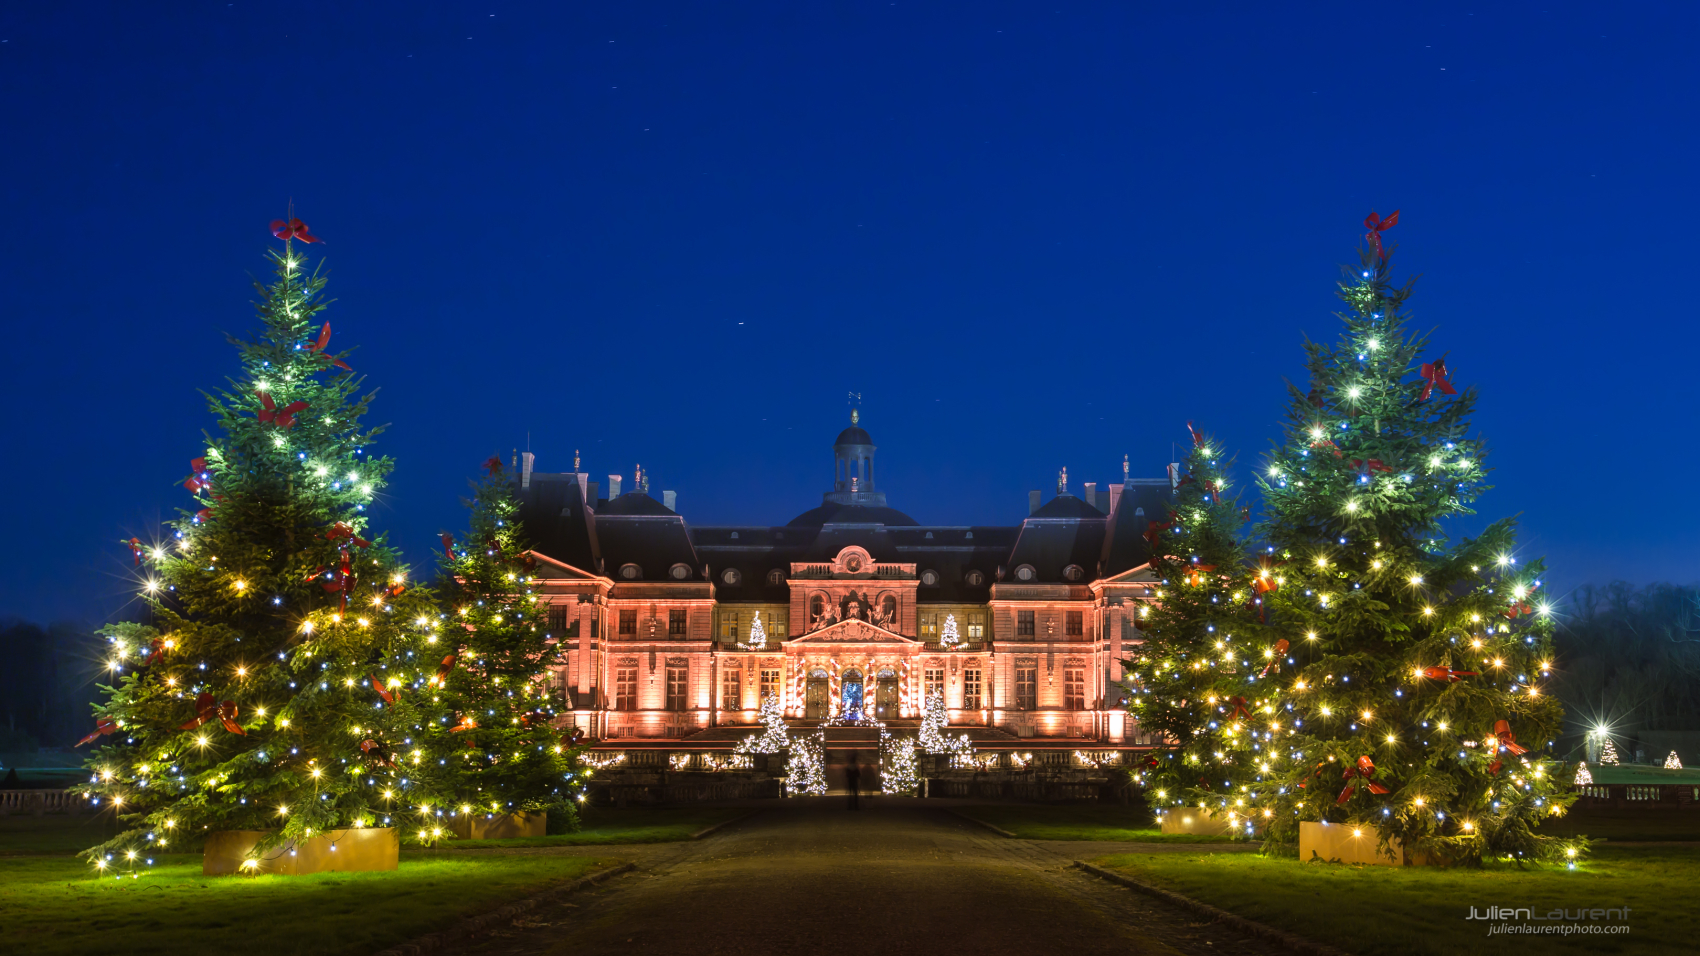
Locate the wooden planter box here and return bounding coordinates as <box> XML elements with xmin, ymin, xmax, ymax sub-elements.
<box><xmin>447</xmin><ymin>811</ymin><xmax>547</xmax><ymax>840</ymax></box>
<box><xmin>203</xmin><ymin>827</ymin><xmax>399</xmax><ymax>876</ymax></box>
<box><xmin>1160</xmin><ymin>808</ymin><xmax>1236</xmax><ymax>836</ymax></box>
<box><xmin>1299</xmin><ymin>821</ymin><xmax>1403</xmax><ymax>866</ymax></box>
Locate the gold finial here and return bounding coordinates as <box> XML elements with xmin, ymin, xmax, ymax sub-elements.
<box><xmin>848</xmin><ymin>391</ymin><xmax>861</xmax><ymax>425</ymax></box>
<box><xmin>1058</xmin><ymin>467</ymin><xmax>1068</xmax><ymax>495</ymax></box>
<box><xmin>1123</xmin><ymin>454</ymin><xmax>1130</xmax><ymax>480</ymax></box>
<box><xmin>574</xmin><ymin>449</ymin><xmax>581</xmax><ymax>471</ymax></box>
<box><xmin>851</xmin><ymin>408</ymin><xmax>859</xmax><ymax>426</ymax></box>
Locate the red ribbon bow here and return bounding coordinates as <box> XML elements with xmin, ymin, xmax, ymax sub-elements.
<box><xmin>484</xmin><ymin>456</ymin><xmax>504</xmax><ymax>474</ymax></box>
<box><xmin>257</xmin><ymin>390</ymin><xmax>308</xmax><ymax>429</ymax></box>
<box><xmin>1253</xmin><ymin>574</ymin><xmax>1278</xmax><ymax>595</ymax></box>
<box><xmin>327</xmin><ymin>523</ymin><xmax>372</xmax><ymax>549</ymax></box>
<box><xmin>306</xmin><ymin>322</ymin><xmax>352</xmax><ymax>370</ymax></box>
<box><xmin>1364</xmin><ymin>209</ymin><xmax>1399</xmax><ymax>260</ymax></box>
<box><xmin>1184</xmin><ymin>564</ymin><xmax>1217</xmax><ymax>587</ymax></box>
<box><xmin>1351</xmin><ymin>459</ymin><xmax>1392</xmax><ymax>474</ymax></box>
<box><xmin>1260</xmin><ymin>638</ymin><xmax>1290</xmax><ymax>677</ymax></box>
<box><xmin>441</xmin><ymin>532</ymin><xmax>456</xmax><ymax>560</ymax></box>
<box><xmin>1493</xmin><ymin>719</ymin><xmax>1528</xmax><ymax>755</ymax></box>
<box><xmin>567</xmin><ymin>727</ymin><xmax>586</xmax><ymax>746</ymax></box>
<box><xmin>449</xmin><ymin>713</ymin><xmax>476</xmax><ymax>733</ymax></box>
<box><xmin>1419</xmin><ymin>356</ymin><xmax>1458</xmax><ymax>401</ymax></box>
<box><xmin>195</xmin><ymin>508</ymin><xmax>213</xmax><ymax>523</ymax></box>
<box><xmin>1423</xmin><ymin>666</ymin><xmax>1479</xmax><ymax>683</ymax></box>
<box><xmin>126</xmin><ymin>537</ymin><xmax>143</xmax><ymax>565</ymax></box>
<box><xmin>359</xmin><ymin>738</ymin><xmax>396</xmax><ymax>766</ymax></box>
<box><xmin>370</xmin><ymin>674</ymin><xmax>394</xmax><ymax>705</ymax></box>
<box><xmin>76</xmin><ymin>718</ymin><xmax>119</xmax><ymax>747</ymax></box>
<box><xmin>270</xmin><ymin>217</ymin><xmax>322</xmax><ymax>243</ymax></box>
<box><xmin>179</xmin><ymin>692</ymin><xmax>245</xmax><ymax>735</ymax></box>
<box><xmin>1186</xmin><ymin>421</ymin><xmax>1204</xmax><ymax>448</ymax></box>
<box><xmin>436</xmin><ymin>653</ymin><xmax>458</xmax><ymax>684</ymax></box>
<box><xmin>1337</xmin><ymin>754</ymin><xmax>1390</xmax><ymax>804</ymax></box>
<box><xmin>1225</xmin><ymin>696</ymin><xmax>1252</xmax><ymax>722</ymax></box>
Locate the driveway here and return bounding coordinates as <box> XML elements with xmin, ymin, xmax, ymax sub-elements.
<box><xmin>442</xmin><ymin>799</ymin><xmax>1284</xmax><ymax>956</ymax></box>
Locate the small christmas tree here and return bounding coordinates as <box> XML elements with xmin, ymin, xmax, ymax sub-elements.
<box><xmin>785</xmin><ymin>731</ymin><xmax>827</xmax><ymax>796</ymax></box>
<box><xmin>1600</xmin><ymin>737</ymin><xmax>1620</xmax><ymax>765</ymax></box>
<box><xmin>420</xmin><ymin>457</ymin><xmax>581</xmax><ymax>840</ymax></box>
<box><xmin>1665</xmin><ymin>751</ymin><xmax>1683</xmax><ymax>770</ymax></box>
<box><xmin>740</xmin><ymin>611</ymin><xmax>768</xmax><ymax>651</ymax></box>
<box><xmin>1573</xmin><ymin>762</ymin><xmax>1592</xmax><ymax>785</ymax></box>
<box><xmin>881</xmin><ymin>734</ymin><xmax>920</xmax><ymax>794</ymax></box>
<box><xmin>918</xmin><ymin>691</ymin><xmax>973</xmax><ymax>755</ymax></box>
<box><xmin>1122</xmin><ymin>422</ymin><xmax>1274</xmax><ymax>816</ymax></box>
<box><xmin>939</xmin><ymin>613</ymin><xmax>961</xmax><ymax>651</ymax></box>
<box><xmin>735</xmin><ymin>694</ymin><xmax>790</xmax><ymax>754</ymax></box>
<box><xmin>78</xmin><ymin>219</ymin><xmax>442</xmax><ymax>872</ymax></box>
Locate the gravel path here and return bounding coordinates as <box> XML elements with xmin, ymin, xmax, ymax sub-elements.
<box><xmin>440</xmin><ymin>800</ymin><xmax>1291</xmax><ymax>956</ymax></box>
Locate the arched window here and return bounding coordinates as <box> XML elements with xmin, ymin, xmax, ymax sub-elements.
<box><xmin>810</xmin><ymin>594</ymin><xmax>826</xmax><ymax>620</ymax></box>
<box><xmin>881</xmin><ymin>595</ymin><xmax>897</xmax><ymax>621</ymax></box>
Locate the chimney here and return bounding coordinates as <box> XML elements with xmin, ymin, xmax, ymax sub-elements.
<box><xmin>608</xmin><ymin>474</ymin><xmax>622</xmax><ymax>498</ymax></box>
<box><xmin>521</xmin><ymin>452</ymin><xmax>536</xmax><ymax>489</ymax></box>
<box><xmin>1084</xmin><ymin>482</ymin><xmax>1097</xmax><ymax>510</ymax></box>
<box><xmin>1029</xmin><ymin>490</ymin><xmax>1042</xmax><ymax>515</ymax></box>
<box><xmin>1108</xmin><ymin>483</ymin><xmax>1124</xmax><ymax>515</ymax></box>
<box><xmin>587</xmin><ymin>481</ymin><xmax>600</xmax><ymax>507</ymax></box>
<box><xmin>574</xmin><ymin>472</ymin><xmax>589</xmax><ymax>502</ymax></box>
<box><xmin>1167</xmin><ymin>463</ymin><xmax>1181</xmax><ymax>490</ymax></box>
<box><xmin>663</xmin><ymin>490</ymin><xmax>677</xmax><ymax>512</ymax></box>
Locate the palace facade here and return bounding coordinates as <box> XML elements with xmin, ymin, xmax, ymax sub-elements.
<box><xmin>521</xmin><ymin>416</ymin><xmax>1172</xmax><ymax>747</ymax></box>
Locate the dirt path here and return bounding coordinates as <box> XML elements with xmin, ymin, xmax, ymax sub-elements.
<box><xmin>442</xmin><ymin>800</ymin><xmax>1289</xmax><ymax>956</ymax></box>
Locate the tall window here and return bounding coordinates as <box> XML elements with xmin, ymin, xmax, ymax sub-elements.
<box><xmin>919</xmin><ymin>612</ymin><xmax>939</xmax><ymax>641</ymax></box>
<box><xmin>618</xmin><ymin>610</ymin><xmax>637</xmax><ymax>635</ymax></box>
<box><xmin>1066</xmin><ymin>610</ymin><xmax>1084</xmax><ymax>637</ymax></box>
<box><xmin>547</xmin><ymin>606</ymin><xmax>569</xmax><ymax>633</ymax></box>
<box><xmin>1064</xmin><ymin>668</ymin><xmax>1085</xmax><ymax>710</ymax></box>
<box><xmin>1016</xmin><ymin>610</ymin><xmax>1036</xmax><ymax>638</ymax></box>
<box><xmin>669</xmin><ymin>609</ymin><xmax>688</xmax><ymax>635</ymax></box>
<box><xmin>722</xmin><ymin>669</ymin><xmax>742</xmax><ymax>710</ymax></box>
<box><xmin>666</xmin><ymin>666</ymin><xmax>688</xmax><ymax>711</ymax></box>
<box><xmin>769</xmin><ymin>611</ymin><xmax>787</xmax><ymax>638</ymax></box>
<box><xmin>966</xmin><ymin>612</ymin><xmax>985</xmax><ymax>640</ymax></box>
<box><xmin>1015</xmin><ymin>667</ymin><xmax>1037</xmax><ymax>709</ymax></box>
<box><xmin>720</xmin><ymin>612</ymin><xmax>740</xmax><ymax>641</ymax></box>
<box><xmin>615</xmin><ymin>668</ymin><xmax>637</xmax><ymax>710</ymax></box>
<box><xmin>924</xmin><ymin>668</ymin><xmax>944</xmax><ymax>700</ymax></box>
<box><xmin>963</xmin><ymin>668</ymin><xmax>982</xmax><ymax>710</ymax></box>
<box><xmin>760</xmin><ymin>668</ymin><xmax>781</xmax><ymax>702</ymax></box>
<box><xmin>589</xmin><ymin>617</ymin><xmax>599</xmax><ymax>639</ymax></box>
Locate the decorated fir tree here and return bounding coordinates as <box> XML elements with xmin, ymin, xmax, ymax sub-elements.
<box><xmin>1122</xmin><ymin>423</ymin><xmax>1275</xmax><ymax>814</ymax></box>
<box><xmin>740</xmin><ymin>611</ymin><xmax>768</xmax><ymax>651</ymax></box>
<box><xmin>918</xmin><ymin>691</ymin><xmax>973</xmax><ymax>755</ymax></box>
<box><xmin>78</xmin><ymin>218</ymin><xmax>443</xmax><ymax>872</ymax></box>
<box><xmin>1574</xmin><ymin>762</ymin><xmax>1593</xmax><ymax>785</ymax></box>
<box><xmin>1665</xmin><ymin>751</ymin><xmax>1683</xmax><ymax>770</ymax></box>
<box><xmin>1232</xmin><ymin>219</ymin><xmax>1575</xmax><ymax>863</ymax></box>
<box><xmin>880</xmin><ymin>734</ymin><xmax>920</xmax><ymax>794</ymax></box>
<box><xmin>785</xmin><ymin>732</ymin><xmax>827</xmax><ymax>795</ymax></box>
<box><xmin>939</xmin><ymin>613</ymin><xmax>961</xmax><ymax>651</ymax></box>
<box><xmin>421</xmin><ymin>459</ymin><xmax>582</xmax><ymax>838</ymax></box>
<box><xmin>735</xmin><ymin>694</ymin><xmax>791</xmax><ymax>754</ymax></box>
<box><xmin>1598</xmin><ymin>737</ymin><xmax>1620</xmax><ymax>765</ymax></box>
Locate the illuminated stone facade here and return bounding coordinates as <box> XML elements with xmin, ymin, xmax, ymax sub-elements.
<box><xmin>518</xmin><ymin>417</ymin><xmax>1175</xmax><ymax>745</ymax></box>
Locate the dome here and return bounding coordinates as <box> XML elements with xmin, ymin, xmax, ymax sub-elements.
<box><xmin>787</xmin><ymin>502</ymin><xmax>919</xmax><ymax>528</ymax></box>
<box><xmin>835</xmin><ymin>425</ymin><xmax>873</xmax><ymax>446</ymax></box>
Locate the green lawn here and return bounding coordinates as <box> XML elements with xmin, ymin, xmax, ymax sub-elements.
<box><xmin>0</xmin><ymin>851</ymin><xmax>611</xmax><ymax>956</ymax></box>
<box><xmin>955</xmin><ymin>804</ymin><xmax>1240</xmax><ymax>843</ymax></box>
<box><xmin>1093</xmin><ymin>844</ymin><xmax>1698</xmax><ymax>955</ymax></box>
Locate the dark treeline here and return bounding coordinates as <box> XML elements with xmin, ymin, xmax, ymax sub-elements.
<box><xmin>1551</xmin><ymin>582</ymin><xmax>1700</xmax><ymax>754</ymax></box>
<box><xmin>0</xmin><ymin>619</ymin><xmax>107</xmax><ymax>754</ymax></box>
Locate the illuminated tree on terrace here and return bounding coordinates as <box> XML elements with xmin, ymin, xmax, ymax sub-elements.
<box><xmin>1238</xmin><ymin>218</ymin><xmax>1574</xmax><ymax>863</ymax></box>
<box><xmin>1122</xmin><ymin>424</ymin><xmax>1275</xmax><ymax>820</ymax></box>
<box><xmin>418</xmin><ymin>460</ymin><xmax>581</xmax><ymax>838</ymax></box>
<box><xmin>79</xmin><ymin>219</ymin><xmax>442</xmax><ymax>872</ymax></box>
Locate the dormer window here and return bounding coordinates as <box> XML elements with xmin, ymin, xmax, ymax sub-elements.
<box><xmin>721</xmin><ymin>568</ymin><xmax>741</xmax><ymax>586</ymax></box>
<box><xmin>920</xmin><ymin>569</ymin><xmax>939</xmax><ymax>586</ymax></box>
<box><xmin>1014</xmin><ymin>564</ymin><xmax>1036</xmax><ymax>582</ymax></box>
<box><xmin>669</xmin><ymin>564</ymin><xmax>692</xmax><ymax>580</ymax></box>
<box><xmin>618</xmin><ymin>563</ymin><xmax>642</xmax><ymax>580</ymax></box>
<box><xmin>1063</xmin><ymin>565</ymin><xmax>1084</xmax><ymax>582</ymax></box>
<box><xmin>767</xmin><ymin>569</ymin><xmax>786</xmax><ymax>586</ymax></box>
<box><xmin>965</xmin><ymin>570</ymin><xmax>985</xmax><ymax>587</ymax></box>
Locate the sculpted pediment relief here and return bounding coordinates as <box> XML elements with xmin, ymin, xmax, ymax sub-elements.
<box><xmin>788</xmin><ymin>619</ymin><xmax>916</xmax><ymax>645</ymax></box>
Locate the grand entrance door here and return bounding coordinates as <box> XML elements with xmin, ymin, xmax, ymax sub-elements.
<box><xmin>805</xmin><ymin>672</ymin><xmax>830</xmax><ymax>719</ymax></box>
<box><xmin>874</xmin><ymin>670</ymin><xmax>899</xmax><ymax>720</ymax></box>
<box><xmin>842</xmin><ymin>669</ymin><xmax>865</xmax><ymax>720</ymax></box>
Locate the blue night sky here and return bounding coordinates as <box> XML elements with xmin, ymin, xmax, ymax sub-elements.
<box><xmin>1</xmin><ymin>2</ymin><xmax>1694</xmax><ymax>624</ymax></box>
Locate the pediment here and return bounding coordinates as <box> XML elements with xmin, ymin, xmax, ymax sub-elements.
<box><xmin>788</xmin><ymin>619</ymin><xmax>917</xmax><ymax>645</ymax></box>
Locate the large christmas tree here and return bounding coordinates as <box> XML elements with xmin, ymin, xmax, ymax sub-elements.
<box><xmin>1207</xmin><ymin>216</ymin><xmax>1575</xmax><ymax>863</ymax></box>
<box><xmin>422</xmin><ymin>461</ymin><xmax>582</xmax><ymax>837</ymax></box>
<box><xmin>79</xmin><ymin>218</ymin><xmax>443</xmax><ymax>871</ymax></box>
<box><xmin>1123</xmin><ymin>424</ymin><xmax>1274</xmax><ymax>821</ymax></box>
